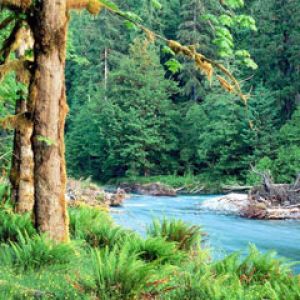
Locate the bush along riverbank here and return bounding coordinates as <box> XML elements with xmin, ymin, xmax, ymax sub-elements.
<box><xmin>0</xmin><ymin>201</ymin><xmax>299</xmax><ymax>299</ymax></box>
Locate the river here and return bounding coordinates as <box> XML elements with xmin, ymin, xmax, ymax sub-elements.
<box><xmin>112</xmin><ymin>194</ymin><xmax>300</xmax><ymax>273</ymax></box>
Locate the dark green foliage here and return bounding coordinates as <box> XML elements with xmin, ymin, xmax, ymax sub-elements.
<box><xmin>176</xmin><ymin>0</ymin><xmax>215</xmax><ymax>102</ymax></box>
<box><xmin>67</xmin><ymin>39</ymin><xmax>180</xmax><ymax>179</ymax></box>
<box><xmin>64</xmin><ymin>0</ymin><xmax>300</xmax><ymax>185</ymax></box>
<box><xmin>147</xmin><ymin>218</ymin><xmax>202</xmax><ymax>251</ymax></box>
<box><xmin>274</xmin><ymin>107</ymin><xmax>300</xmax><ymax>182</ymax></box>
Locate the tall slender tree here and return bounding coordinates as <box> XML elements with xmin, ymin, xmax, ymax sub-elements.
<box><xmin>177</xmin><ymin>0</ymin><xmax>215</xmax><ymax>102</ymax></box>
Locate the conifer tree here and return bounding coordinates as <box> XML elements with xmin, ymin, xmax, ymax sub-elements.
<box><xmin>177</xmin><ymin>0</ymin><xmax>215</xmax><ymax>102</ymax></box>
<box><xmin>242</xmin><ymin>0</ymin><xmax>300</xmax><ymax>118</ymax></box>
<box><xmin>67</xmin><ymin>39</ymin><xmax>180</xmax><ymax>179</ymax></box>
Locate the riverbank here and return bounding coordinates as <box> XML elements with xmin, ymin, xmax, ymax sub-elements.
<box><xmin>111</xmin><ymin>175</ymin><xmax>250</xmax><ymax>194</ymax></box>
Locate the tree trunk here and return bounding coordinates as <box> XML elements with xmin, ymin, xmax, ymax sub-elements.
<box><xmin>10</xmin><ymin>31</ymin><xmax>35</xmax><ymax>214</ymax></box>
<box><xmin>29</xmin><ymin>0</ymin><xmax>69</xmax><ymax>242</ymax></box>
<box><xmin>104</xmin><ymin>47</ymin><xmax>108</xmax><ymax>101</ymax></box>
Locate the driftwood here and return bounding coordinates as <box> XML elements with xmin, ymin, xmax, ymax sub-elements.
<box><xmin>222</xmin><ymin>185</ymin><xmax>252</xmax><ymax>192</ymax></box>
<box><xmin>249</xmin><ymin>170</ymin><xmax>300</xmax><ymax>206</ymax></box>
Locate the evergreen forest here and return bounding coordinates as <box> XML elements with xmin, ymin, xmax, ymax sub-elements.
<box><xmin>64</xmin><ymin>0</ymin><xmax>300</xmax><ymax>187</ymax></box>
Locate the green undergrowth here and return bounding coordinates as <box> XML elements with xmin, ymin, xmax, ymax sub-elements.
<box><xmin>0</xmin><ymin>205</ymin><xmax>299</xmax><ymax>299</ymax></box>
<box><xmin>111</xmin><ymin>174</ymin><xmax>242</xmax><ymax>193</ymax></box>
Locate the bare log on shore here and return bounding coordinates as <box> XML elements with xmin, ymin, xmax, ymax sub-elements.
<box><xmin>249</xmin><ymin>170</ymin><xmax>300</xmax><ymax>206</ymax></box>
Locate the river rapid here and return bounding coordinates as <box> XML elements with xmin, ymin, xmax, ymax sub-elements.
<box><xmin>112</xmin><ymin>194</ymin><xmax>300</xmax><ymax>273</ymax></box>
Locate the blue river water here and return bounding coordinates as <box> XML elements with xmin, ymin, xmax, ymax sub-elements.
<box><xmin>111</xmin><ymin>194</ymin><xmax>300</xmax><ymax>273</ymax></box>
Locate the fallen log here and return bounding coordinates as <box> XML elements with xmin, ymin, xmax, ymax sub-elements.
<box><xmin>222</xmin><ymin>185</ymin><xmax>252</xmax><ymax>192</ymax></box>
<box><xmin>249</xmin><ymin>170</ymin><xmax>300</xmax><ymax>206</ymax></box>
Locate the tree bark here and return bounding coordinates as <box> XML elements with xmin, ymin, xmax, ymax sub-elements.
<box><xmin>29</xmin><ymin>0</ymin><xmax>69</xmax><ymax>242</ymax></box>
<box><xmin>10</xmin><ymin>29</ymin><xmax>35</xmax><ymax>214</ymax></box>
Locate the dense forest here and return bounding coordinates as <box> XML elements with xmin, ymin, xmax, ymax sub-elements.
<box><xmin>64</xmin><ymin>0</ymin><xmax>300</xmax><ymax>186</ymax></box>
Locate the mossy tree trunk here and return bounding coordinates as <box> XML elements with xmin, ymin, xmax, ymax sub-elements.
<box><xmin>10</xmin><ymin>30</ymin><xmax>35</xmax><ymax>214</ymax></box>
<box><xmin>28</xmin><ymin>0</ymin><xmax>69</xmax><ymax>242</ymax></box>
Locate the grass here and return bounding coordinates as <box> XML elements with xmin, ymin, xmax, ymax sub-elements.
<box><xmin>0</xmin><ymin>203</ymin><xmax>299</xmax><ymax>299</ymax></box>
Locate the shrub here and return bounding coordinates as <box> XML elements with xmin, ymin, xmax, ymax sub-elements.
<box><xmin>147</xmin><ymin>218</ymin><xmax>202</xmax><ymax>251</ymax></box>
<box><xmin>0</xmin><ymin>232</ymin><xmax>77</xmax><ymax>271</ymax></box>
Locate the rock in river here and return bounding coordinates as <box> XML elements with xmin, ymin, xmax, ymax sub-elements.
<box><xmin>201</xmin><ymin>193</ymin><xmax>250</xmax><ymax>214</ymax></box>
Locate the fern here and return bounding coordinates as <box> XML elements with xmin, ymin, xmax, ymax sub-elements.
<box><xmin>125</xmin><ymin>236</ymin><xmax>186</xmax><ymax>265</ymax></box>
<box><xmin>0</xmin><ymin>208</ymin><xmax>36</xmax><ymax>243</ymax></box>
<box><xmin>0</xmin><ymin>232</ymin><xmax>77</xmax><ymax>271</ymax></box>
<box><xmin>147</xmin><ymin>218</ymin><xmax>202</xmax><ymax>251</ymax></box>
<box><xmin>85</xmin><ymin>246</ymin><xmax>152</xmax><ymax>300</ymax></box>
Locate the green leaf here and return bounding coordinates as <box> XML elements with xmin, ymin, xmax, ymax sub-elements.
<box><xmin>222</xmin><ymin>0</ymin><xmax>244</xmax><ymax>9</ymax></box>
<box><xmin>219</xmin><ymin>15</ymin><xmax>234</xmax><ymax>27</ymax></box>
<box><xmin>121</xmin><ymin>11</ymin><xmax>143</xmax><ymax>23</ymax></box>
<box><xmin>150</xmin><ymin>0</ymin><xmax>162</xmax><ymax>10</ymax></box>
<box><xmin>235</xmin><ymin>50</ymin><xmax>250</xmax><ymax>58</ymax></box>
<box><xmin>234</xmin><ymin>15</ymin><xmax>257</xmax><ymax>31</ymax></box>
<box><xmin>36</xmin><ymin>135</ymin><xmax>56</xmax><ymax>146</ymax></box>
<box><xmin>162</xmin><ymin>46</ymin><xmax>175</xmax><ymax>56</ymax></box>
<box><xmin>165</xmin><ymin>59</ymin><xmax>182</xmax><ymax>74</ymax></box>
<box><xmin>243</xmin><ymin>58</ymin><xmax>258</xmax><ymax>70</ymax></box>
<box><xmin>98</xmin><ymin>0</ymin><xmax>120</xmax><ymax>11</ymax></box>
<box><xmin>202</xmin><ymin>14</ymin><xmax>219</xmax><ymax>25</ymax></box>
<box><xmin>123</xmin><ymin>20</ymin><xmax>137</xmax><ymax>30</ymax></box>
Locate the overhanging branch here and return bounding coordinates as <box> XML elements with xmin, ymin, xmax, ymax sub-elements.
<box><xmin>92</xmin><ymin>1</ymin><xmax>249</xmax><ymax>103</ymax></box>
<box><xmin>0</xmin><ymin>0</ymin><xmax>32</xmax><ymax>10</ymax></box>
<box><xmin>0</xmin><ymin>19</ymin><xmax>22</xmax><ymax>63</ymax></box>
<box><xmin>67</xmin><ymin>0</ymin><xmax>103</xmax><ymax>15</ymax></box>
<box><xmin>0</xmin><ymin>58</ymin><xmax>32</xmax><ymax>84</ymax></box>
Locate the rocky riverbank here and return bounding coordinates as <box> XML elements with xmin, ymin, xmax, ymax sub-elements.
<box><xmin>119</xmin><ymin>182</ymin><xmax>177</xmax><ymax>196</ymax></box>
<box><xmin>66</xmin><ymin>179</ymin><xmax>127</xmax><ymax>208</ymax></box>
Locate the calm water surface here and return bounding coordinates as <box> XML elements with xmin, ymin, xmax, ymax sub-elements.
<box><xmin>112</xmin><ymin>194</ymin><xmax>300</xmax><ymax>273</ymax></box>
